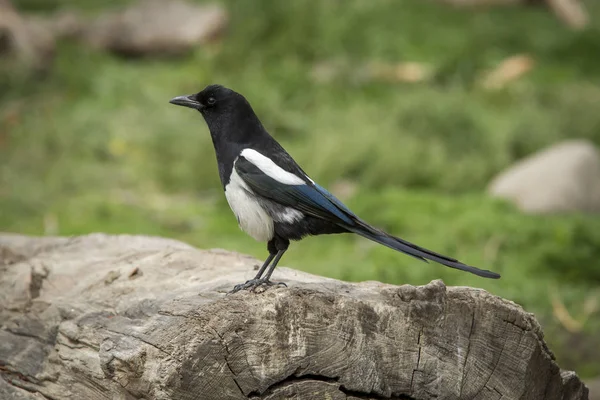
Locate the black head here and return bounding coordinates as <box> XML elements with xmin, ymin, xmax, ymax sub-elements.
<box><xmin>169</xmin><ymin>84</ymin><xmax>267</xmax><ymax>148</ymax></box>
<box><xmin>169</xmin><ymin>84</ymin><xmax>279</xmax><ymax>185</ymax></box>
<box><xmin>169</xmin><ymin>84</ymin><xmax>244</xmax><ymax>117</ymax></box>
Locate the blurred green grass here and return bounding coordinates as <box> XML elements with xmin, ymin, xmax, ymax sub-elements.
<box><xmin>2</xmin><ymin>0</ymin><xmax>600</xmax><ymax>377</ymax></box>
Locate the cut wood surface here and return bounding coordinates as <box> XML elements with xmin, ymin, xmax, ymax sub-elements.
<box><xmin>0</xmin><ymin>233</ymin><xmax>589</xmax><ymax>400</ymax></box>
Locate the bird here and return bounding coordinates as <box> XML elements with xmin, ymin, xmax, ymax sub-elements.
<box><xmin>169</xmin><ymin>84</ymin><xmax>500</xmax><ymax>292</ymax></box>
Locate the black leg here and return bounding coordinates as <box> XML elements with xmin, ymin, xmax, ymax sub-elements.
<box><xmin>229</xmin><ymin>236</ymin><xmax>289</xmax><ymax>293</ymax></box>
<box><xmin>229</xmin><ymin>253</ymin><xmax>275</xmax><ymax>294</ymax></box>
<box><xmin>252</xmin><ymin>252</ymin><xmax>275</xmax><ymax>280</ymax></box>
<box><xmin>262</xmin><ymin>249</ymin><xmax>286</xmax><ymax>282</ymax></box>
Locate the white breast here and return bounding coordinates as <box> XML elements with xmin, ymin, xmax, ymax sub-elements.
<box><xmin>225</xmin><ymin>168</ymin><xmax>274</xmax><ymax>242</ymax></box>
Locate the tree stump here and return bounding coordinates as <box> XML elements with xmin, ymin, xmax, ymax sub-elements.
<box><xmin>0</xmin><ymin>233</ymin><xmax>589</xmax><ymax>399</ymax></box>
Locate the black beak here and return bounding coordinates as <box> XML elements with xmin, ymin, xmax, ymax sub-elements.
<box><xmin>169</xmin><ymin>94</ymin><xmax>204</xmax><ymax>110</ymax></box>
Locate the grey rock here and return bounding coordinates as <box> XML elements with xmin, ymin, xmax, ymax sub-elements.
<box><xmin>488</xmin><ymin>140</ymin><xmax>600</xmax><ymax>214</ymax></box>
<box><xmin>27</xmin><ymin>10</ymin><xmax>85</xmax><ymax>40</ymax></box>
<box><xmin>0</xmin><ymin>0</ymin><xmax>55</xmax><ymax>75</ymax></box>
<box><xmin>82</xmin><ymin>0</ymin><xmax>228</xmax><ymax>57</ymax></box>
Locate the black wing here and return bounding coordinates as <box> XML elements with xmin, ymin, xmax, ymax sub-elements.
<box><xmin>234</xmin><ymin>156</ymin><xmax>356</xmax><ymax>225</ymax></box>
<box><xmin>234</xmin><ymin>156</ymin><xmax>501</xmax><ymax>279</ymax></box>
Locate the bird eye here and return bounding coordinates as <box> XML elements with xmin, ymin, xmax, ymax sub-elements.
<box><xmin>207</xmin><ymin>97</ymin><xmax>216</xmax><ymax>105</ymax></box>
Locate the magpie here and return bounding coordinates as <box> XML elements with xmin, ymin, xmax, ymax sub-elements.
<box><xmin>169</xmin><ymin>84</ymin><xmax>500</xmax><ymax>292</ymax></box>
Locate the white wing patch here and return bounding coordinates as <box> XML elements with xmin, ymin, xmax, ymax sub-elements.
<box><xmin>225</xmin><ymin>169</ymin><xmax>274</xmax><ymax>242</ymax></box>
<box><xmin>224</xmin><ymin>149</ymin><xmax>307</xmax><ymax>241</ymax></box>
<box><xmin>274</xmin><ymin>208</ymin><xmax>304</xmax><ymax>223</ymax></box>
<box><xmin>240</xmin><ymin>148</ymin><xmax>306</xmax><ymax>185</ymax></box>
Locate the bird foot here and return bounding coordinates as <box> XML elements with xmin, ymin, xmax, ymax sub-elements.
<box><xmin>229</xmin><ymin>279</ymin><xmax>287</xmax><ymax>294</ymax></box>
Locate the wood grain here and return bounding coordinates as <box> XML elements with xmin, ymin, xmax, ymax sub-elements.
<box><xmin>0</xmin><ymin>233</ymin><xmax>589</xmax><ymax>399</ymax></box>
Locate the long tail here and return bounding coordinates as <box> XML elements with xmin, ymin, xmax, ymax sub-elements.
<box><xmin>343</xmin><ymin>222</ymin><xmax>501</xmax><ymax>279</ymax></box>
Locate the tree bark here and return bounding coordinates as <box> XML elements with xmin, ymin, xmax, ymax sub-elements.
<box><xmin>0</xmin><ymin>233</ymin><xmax>589</xmax><ymax>400</ymax></box>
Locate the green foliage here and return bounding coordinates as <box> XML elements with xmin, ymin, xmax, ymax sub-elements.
<box><xmin>3</xmin><ymin>0</ymin><xmax>600</xmax><ymax>377</ymax></box>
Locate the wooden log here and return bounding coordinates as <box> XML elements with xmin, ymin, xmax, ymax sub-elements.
<box><xmin>0</xmin><ymin>233</ymin><xmax>589</xmax><ymax>399</ymax></box>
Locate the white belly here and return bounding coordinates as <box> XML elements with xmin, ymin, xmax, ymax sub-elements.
<box><xmin>224</xmin><ymin>169</ymin><xmax>274</xmax><ymax>242</ymax></box>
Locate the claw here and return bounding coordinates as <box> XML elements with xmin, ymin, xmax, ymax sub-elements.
<box><xmin>228</xmin><ymin>279</ymin><xmax>287</xmax><ymax>294</ymax></box>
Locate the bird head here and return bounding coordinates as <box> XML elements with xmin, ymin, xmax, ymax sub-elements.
<box><xmin>169</xmin><ymin>84</ymin><xmax>266</xmax><ymax>143</ymax></box>
<box><xmin>169</xmin><ymin>84</ymin><xmax>241</xmax><ymax>116</ymax></box>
